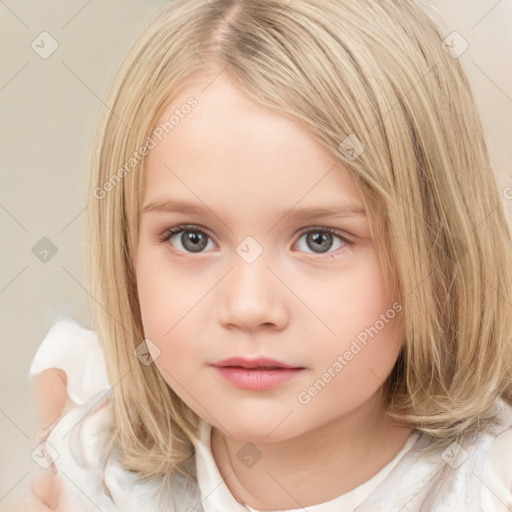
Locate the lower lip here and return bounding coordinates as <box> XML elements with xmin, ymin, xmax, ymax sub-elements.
<box><xmin>212</xmin><ymin>366</ymin><xmax>304</xmax><ymax>390</ymax></box>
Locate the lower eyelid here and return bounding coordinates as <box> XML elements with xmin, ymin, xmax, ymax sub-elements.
<box><xmin>295</xmin><ymin>232</ymin><xmax>352</xmax><ymax>254</ymax></box>
<box><xmin>297</xmin><ymin>228</ymin><xmax>353</xmax><ymax>245</ymax></box>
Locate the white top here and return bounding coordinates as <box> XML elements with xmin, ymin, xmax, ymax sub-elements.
<box><xmin>28</xmin><ymin>317</ymin><xmax>512</xmax><ymax>511</ymax></box>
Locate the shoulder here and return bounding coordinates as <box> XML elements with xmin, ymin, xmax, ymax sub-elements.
<box><xmin>42</xmin><ymin>392</ymin><xmax>203</xmax><ymax>512</ymax></box>
<box><xmin>30</xmin><ymin>317</ymin><xmax>99</xmax><ymax>367</ymax></box>
<box><xmin>403</xmin><ymin>399</ymin><xmax>512</xmax><ymax>511</ymax></box>
<box><xmin>481</xmin><ymin>401</ymin><xmax>512</xmax><ymax>512</ymax></box>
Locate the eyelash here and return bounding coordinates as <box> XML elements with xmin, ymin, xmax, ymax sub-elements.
<box><xmin>159</xmin><ymin>224</ymin><xmax>354</xmax><ymax>256</ymax></box>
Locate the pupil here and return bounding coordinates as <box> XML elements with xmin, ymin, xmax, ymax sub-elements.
<box><xmin>183</xmin><ymin>231</ymin><xmax>207</xmax><ymax>252</ymax></box>
<box><xmin>308</xmin><ymin>232</ymin><xmax>332</xmax><ymax>253</ymax></box>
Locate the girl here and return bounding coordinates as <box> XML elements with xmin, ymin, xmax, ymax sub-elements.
<box><xmin>28</xmin><ymin>0</ymin><xmax>512</xmax><ymax>510</ymax></box>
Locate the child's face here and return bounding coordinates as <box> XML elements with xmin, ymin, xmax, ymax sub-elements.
<box><xmin>135</xmin><ymin>73</ymin><xmax>403</xmax><ymax>441</ymax></box>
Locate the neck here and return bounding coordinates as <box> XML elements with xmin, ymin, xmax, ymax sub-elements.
<box><xmin>210</xmin><ymin>393</ymin><xmax>414</xmax><ymax>510</ymax></box>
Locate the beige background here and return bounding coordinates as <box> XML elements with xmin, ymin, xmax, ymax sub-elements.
<box><xmin>0</xmin><ymin>1</ymin><xmax>511</xmax><ymax>509</ymax></box>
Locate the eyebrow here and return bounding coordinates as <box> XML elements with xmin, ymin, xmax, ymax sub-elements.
<box><xmin>141</xmin><ymin>198</ymin><xmax>367</xmax><ymax>220</ymax></box>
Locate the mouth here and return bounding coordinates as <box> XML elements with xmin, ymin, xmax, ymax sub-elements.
<box><xmin>211</xmin><ymin>357</ymin><xmax>304</xmax><ymax>370</ymax></box>
<box><xmin>210</xmin><ymin>358</ymin><xmax>305</xmax><ymax>390</ymax></box>
<box><xmin>218</xmin><ymin>365</ymin><xmax>295</xmax><ymax>370</ymax></box>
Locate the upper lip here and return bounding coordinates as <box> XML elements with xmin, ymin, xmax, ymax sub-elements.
<box><xmin>211</xmin><ymin>357</ymin><xmax>303</xmax><ymax>369</ymax></box>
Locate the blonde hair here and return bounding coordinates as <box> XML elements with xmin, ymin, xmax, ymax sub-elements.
<box><xmin>86</xmin><ymin>0</ymin><xmax>512</xmax><ymax>494</ymax></box>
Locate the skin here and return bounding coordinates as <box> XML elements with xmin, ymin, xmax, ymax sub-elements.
<box><xmin>33</xmin><ymin>369</ymin><xmax>68</xmax><ymax>430</ymax></box>
<box><xmin>135</xmin><ymin>71</ymin><xmax>413</xmax><ymax>509</ymax></box>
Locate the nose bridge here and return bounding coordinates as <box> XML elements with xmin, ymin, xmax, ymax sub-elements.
<box><xmin>218</xmin><ymin>243</ymin><xmax>287</xmax><ymax>330</ymax></box>
<box><xmin>229</xmin><ymin>242</ymin><xmax>275</xmax><ymax>303</ymax></box>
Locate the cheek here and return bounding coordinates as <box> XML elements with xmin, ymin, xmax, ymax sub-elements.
<box><xmin>312</xmin><ymin>252</ymin><xmax>402</xmax><ymax>390</ymax></box>
<box><xmin>305</xmin><ymin>308</ymin><xmax>402</xmax><ymax>418</ymax></box>
<box><xmin>319</xmin><ymin>252</ymin><xmax>398</xmax><ymax>343</ymax></box>
<box><xmin>136</xmin><ymin>246</ymin><xmax>191</xmax><ymax>335</ymax></box>
<box><xmin>135</xmin><ymin>251</ymin><xmax>203</xmax><ymax>385</ymax></box>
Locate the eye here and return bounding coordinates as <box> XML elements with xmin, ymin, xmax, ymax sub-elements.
<box><xmin>295</xmin><ymin>227</ymin><xmax>353</xmax><ymax>255</ymax></box>
<box><xmin>161</xmin><ymin>224</ymin><xmax>215</xmax><ymax>254</ymax></box>
<box><xmin>160</xmin><ymin>224</ymin><xmax>353</xmax><ymax>256</ymax></box>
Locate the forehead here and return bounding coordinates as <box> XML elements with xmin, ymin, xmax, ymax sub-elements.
<box><xmin>142</xmin><ymin>74</ymin><xmax>363</xmax><ymax>216</ymax></box>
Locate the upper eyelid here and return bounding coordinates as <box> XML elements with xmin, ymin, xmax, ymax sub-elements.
<box><xmin>163</xmin><ymin>224</ymin><xmax>353</xmax><ymax>246</ymax></box>
<box><xmin>165</xmin><ymin>224</ymin><xmax>350</xmax><ymax>235</ymax></box>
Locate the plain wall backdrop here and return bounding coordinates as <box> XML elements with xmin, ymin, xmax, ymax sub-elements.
<box><xmin>0</xmin><ymin>1</ymin><xmax>511</xmax><ymax>510</ymax></box>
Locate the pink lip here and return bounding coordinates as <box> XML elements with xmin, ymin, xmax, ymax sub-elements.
<box><xmin>212</xmin><ymin>366</ymin><xmax>304</xmax><ymax>390</ymax></box>
<box><xmin>210</xmin><ymin>357</ymin><xmax>305</xmax><ymax>390</ymax></box>
<box><xmin>212</xmin><ymin>357</ymin><xmax>302</xmax><ymax>369</ymax></box>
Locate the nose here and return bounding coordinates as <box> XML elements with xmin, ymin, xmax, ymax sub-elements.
<box><xmin>217</xmin><ymin>256</ymin><xmax>289</xmax><ymax>332</ymax></box>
